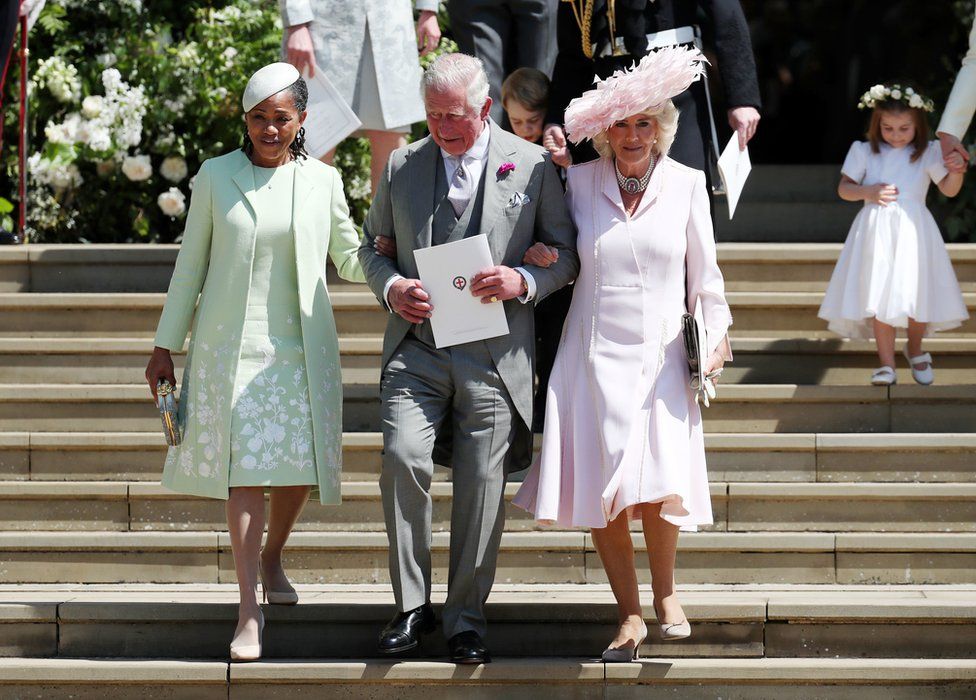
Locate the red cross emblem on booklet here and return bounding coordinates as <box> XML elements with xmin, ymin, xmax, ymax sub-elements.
<box><xmin>453</xmin><ymin>276</ymin><xmax>467</xmax><ymax>290</ymax></box>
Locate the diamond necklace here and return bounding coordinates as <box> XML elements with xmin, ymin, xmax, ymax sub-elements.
<box><xmin>615</xmin><ymin>155</ymin><xmax>656</xmax><ymax>195</ymax></box>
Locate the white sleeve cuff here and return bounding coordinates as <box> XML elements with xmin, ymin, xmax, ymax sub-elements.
<box><xmin>415</xmin><ymin>0</ymin><xmax>440</xmax><ymax>12</ymax></box>
<box><xmin>514</xmin><ymin>267</ymin><xmax>537</xmax><ymax>303</ymax></box>
<box><xmin>382</xmin><ymin>274</ymin><xmax>404</xmax><ymax>313</ymax></box>
<box><xmin>281</xmin><ymin>0</ymin><xmax>315</xmax><ymax>27</ymax></box>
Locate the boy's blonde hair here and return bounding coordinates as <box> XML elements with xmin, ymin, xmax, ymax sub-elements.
<box><xmin>501</xmin><ymin>67</ymin><xmax>550</xmax><ymax>113</ymax></box>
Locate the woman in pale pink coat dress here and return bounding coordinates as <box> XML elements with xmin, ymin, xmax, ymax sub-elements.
<box><xmin>513</xmin><ymin>47</ymin><xmax>732</xmax><ymax>661</ymax></box>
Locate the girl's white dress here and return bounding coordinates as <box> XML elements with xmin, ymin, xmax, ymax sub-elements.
<box><xmin>818</xmin><ymin>141</ymin><xmax>969</xmax><ymax>338</ymax></box>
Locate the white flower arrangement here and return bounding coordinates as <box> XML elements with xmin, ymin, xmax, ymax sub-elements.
<box><xmin>160</xmin><ymin>156</ymin><xmax>189</xmax><ymax>183</ymax></box>
<box><xmin>32</xmin><ymin>56</ymin><xmax>82</xmax><ymax>103</ymax></box>
<box><xmin>157</xmin><ymin>187</ymin><xmax>187</xmax><ymax>218</ymax></box>
<box><xmin>858</xmin><ymin>83</ymin><xmax>934</xmax><ymax>112</ymax></box>
<box><xmin>121</xmin><ymin>154</ymin><xmax>152</xmax><ymax>181</ymax></box>
<box><xmin>28</xmin><ymin>153</ymin><xmax>83</xmax><ymax>192</ymax></box>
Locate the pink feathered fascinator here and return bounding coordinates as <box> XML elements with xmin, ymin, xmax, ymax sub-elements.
<box><xmin>564</xmin><ymin>45</ymin><xmax>707</xmax><ymax>144</ymax></box>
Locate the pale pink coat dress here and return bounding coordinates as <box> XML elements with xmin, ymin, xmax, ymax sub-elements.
<box><xmin>512</xmin><ymin>156</ymin><xmax>732</xmax><ymax>531</ymax></box>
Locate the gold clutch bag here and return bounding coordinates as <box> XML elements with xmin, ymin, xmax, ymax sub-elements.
<box><xmin>156</xmin><ymin>380</ymin><xmax>182</xmax><ymax>447</ymax></box>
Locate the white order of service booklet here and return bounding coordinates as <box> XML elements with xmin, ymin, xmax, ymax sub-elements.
<box><xmin>301</xmin><ymin>69</ymin><xmax>362</xmax><ymax>159</ymax></box>
<box><xmin>716</xmin><ymin>133</ymin><xmax>752</xmax><ymax>219</ymax></box>
<box><xmin>413</xmin><ymin>234</ymin><xmax>510</xmax><ymax>348</ymax></box>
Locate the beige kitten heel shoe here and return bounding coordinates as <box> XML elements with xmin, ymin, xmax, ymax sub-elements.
<box><xmin>654</xmin><ymin>600</ymin><xmax>691</xmax><ymax>641</ymax></box>
<box><xmin>260</xmin><ymin>560</ymin><xmax>299</xmax><ymax>606</ymax></box>
<box><xmin>601</xmin><ymin>621</ymin><xmax>647</xmax><ymax>662</ymax></box>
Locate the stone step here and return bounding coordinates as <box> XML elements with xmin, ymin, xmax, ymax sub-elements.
<box><xmin>4</xmin><ymin>432</ymin><xmax>974</xmax><ymax>484</ymax></box>
<box><xmin>1</xmin><ymin>480</ymin><xmax>974</xmax><ymax>534</ymax></box>
<box><xmin>0</xmin><ymin>531</ymin><xmax>972</xmax><ymax>585</ymax></box>
<box><xmin>3</xmin><ymin>291</ymin><xmax>975</xmax><ymax>338</ymax></box>
<box><xmin>5</xmin><ymin>242</ymin><xmax>975</xmax><ymax>294</ymax></box>
<box><xmin>6</xmin><ymin>336</ymin><xmax>976</xmax><ymax>385</ymax></box>
<box><xmin>3</xmin><ymin>585</ymin><xmax>975</xmax><ymax>661</ymax></box>
<box><xmin>1</xmin><ymin>657</ymin><xmax>974</xmax><ymax>698</ymax></box>
<box><xmin>2</xmin><ymin>383</ymin><xmax>974</xmax><ymax>433</ymax></box>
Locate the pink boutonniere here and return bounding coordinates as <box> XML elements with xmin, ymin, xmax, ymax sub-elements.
<box><xmin>497</xmin><ymin>162</ymin><xmax>516</xmax><ymax>178</ymax></box>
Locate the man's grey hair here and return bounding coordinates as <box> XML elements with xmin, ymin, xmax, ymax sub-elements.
<box><xmin>420</xmin><ymin>53</ymin><xmax>490</xmax><ymax>113</ymax></box>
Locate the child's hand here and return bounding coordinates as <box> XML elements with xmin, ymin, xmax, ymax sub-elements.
<box><xmin>945</xmin><ymin>151</ymin><xmax>968</xmax><ymax>174</ymax></box>
<box><xmin>543</xmin><ymin>125</ymin><xmax>573</xmax><ymax>169</ymax></box>
<box><xmin>522</xmin><ymin>242</ymin><xmax>559</xmax><ymax>268</ymax></box>
<box><xmin>865</xmin><ymin>183</ymin><xmax>898</xmax><ymax>206</ymax></box>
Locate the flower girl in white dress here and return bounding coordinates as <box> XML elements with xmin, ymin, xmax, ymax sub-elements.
<box><xmin>819</xmin><ymin>84</ymin><xmax>969</xmax><ymax>385</ymax></box>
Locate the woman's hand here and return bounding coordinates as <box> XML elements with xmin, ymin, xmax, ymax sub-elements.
<box><xmin>864</xmin><ymin>183</ymin><xmax>898</xmax><ymax>206</ymax></box>
<box><xmin>285</xmin><ymin>24</ymin><xmax>317</xmax><ymax>78</ymax></box>
<box><xmin>373</xmin><ymin>235</ymin><xmax>397</xmax><ymax>259</ymax></box>
<box><xmin>145</xmin><ymin>347</ymin><xmax>176</xmax><ymax>401</ymax></box>
<box><xmin>416</xmin><ymin>10</ymin><xmax>441</xmax><ymax>57</ymax></box>
<box><xmin>522</xmin><ymin>242</ymin><xmax>559</xmax><ymax>268</ymax></box>
<box><xmin>703</xmin><ymin>351</ymin><xmax>725</xmax><ymax>379</ymax></box>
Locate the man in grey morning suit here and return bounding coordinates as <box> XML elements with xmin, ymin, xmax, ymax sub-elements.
<box><xmin>358</xmin><ymin>53</ymin><xmax>579</xmax><ymax>664</ymax></box>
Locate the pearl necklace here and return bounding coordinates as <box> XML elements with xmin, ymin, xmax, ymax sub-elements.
<box><xmin>615</xmin><ymin>156</ymin><xmax>656</xmax><ymax>195</ymax></box>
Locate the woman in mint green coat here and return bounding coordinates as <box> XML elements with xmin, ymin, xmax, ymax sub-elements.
<box><xmin>145</xmin><ymin>63</ymin><xmax>365</xmax><ymax>661</ymax></box>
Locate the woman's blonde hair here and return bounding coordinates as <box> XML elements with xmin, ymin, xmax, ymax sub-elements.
<box><xmin>591</xmin><ymin>99</ymin><xmax>679</xmax><ymax>160</ymax></box>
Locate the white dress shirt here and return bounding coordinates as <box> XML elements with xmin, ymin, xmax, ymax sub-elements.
<box><xmin>382</xmin><ymin>122</ymin><xmax>536</xmax><ymax>311</ymax></box>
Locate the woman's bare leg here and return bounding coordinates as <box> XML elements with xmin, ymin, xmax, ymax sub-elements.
<box><xmin>640</xmin><ymin>502</ymin><xmax>685</xmax><ymax>624</ymax></box>
<box><xmin>227</xmin><ymin>487</ymin><xmax>266</xmax><ymax>646</ymax></box>
<box><xmin>591</xmin><ymin>511</ymin><xmax>645</xmax><ymax>650</ymax></box>
<box><xmin>366</xmin><ymin>130</ymin><xmax>407</xmax><ymax>195</ymax></box>
<box><xmin>261</xmin><ymin>485</ymin><xmax>312</xmax><ymax>591</ymax></box>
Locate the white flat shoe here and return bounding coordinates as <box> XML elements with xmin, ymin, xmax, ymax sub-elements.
<box><xmin>870</xmin><ymin>366</ymin><xmax>897</xmax><ymax>385</ymax></box>
<box><xmin>903</xmin><ymin>347</ymin><xmax>934</xmax><ymax>385</ymax></box>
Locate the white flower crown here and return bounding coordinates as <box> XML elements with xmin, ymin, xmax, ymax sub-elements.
<box><xmin>857</xmin><ymin>83</ymin><xmax>935</xmax><ymax>113</ymax></box>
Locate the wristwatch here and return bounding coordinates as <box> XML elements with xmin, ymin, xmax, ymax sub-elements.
<box><xmin>519</xmin><ymin>275</ymin><xmax>529</xmax><ymax>296</ymax></box>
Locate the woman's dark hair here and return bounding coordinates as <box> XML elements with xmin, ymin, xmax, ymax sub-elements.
<box><xmin>241</xmin><ymin>77</ymin><xmax>309</xmax><ymax>160</ymax></box>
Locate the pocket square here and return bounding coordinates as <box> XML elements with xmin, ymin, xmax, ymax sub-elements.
<box><xmin>508</xmin><ymin>192</ymin><xmax>530</xmax><ymax>208</ymax></box>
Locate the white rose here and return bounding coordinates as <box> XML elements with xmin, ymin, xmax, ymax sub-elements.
<box><xmin>160</xmin><ymin>156</ymin><xmax>188</xmax><ymax>183</ymax></box>
<box><xmin>890</xmin><ymin>89</ymin><xmax>902</xmax><ymax>100</ymax></box>
<box><xmin>869</xmin><ymin>84</ymin><xmax>886</xmax><ymax>99</ymax></box>
<box><xmin>50</xmin><ymin>164</ymin><xmax>82</xmax><ymax>191</ymax></box>
<box><xmin>909</xmin><ymin>94</ymin><xmax>923</xmax><ymax>109</ymax></box>
<box><xmin>158</xmin><ymin>187</ymin><xmax>186</xmax><ymax>217</ymax></box>
<box><xmin>81</xmin><ymin>95</ymin><xmax>104</xmax><ymax>118</ymax></box>
<box><xmin>906</xmin><ymin>87</ymin><xmax>915</xmax><ymax>96</ymax></box>
<box><xmin>87</xmin><ymin>126</ymin><xmax>113</xmax><ymax>152</ymax></box>
<box><xmin>121</xmin><ymin>154</ymin><xmax>152</xmax><ymax>181</ymax></box>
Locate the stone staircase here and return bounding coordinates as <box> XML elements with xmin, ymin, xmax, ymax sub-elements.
<box><xmin>1</xmin><ymin>244</ymin><xmax>975</xmax><ymax>697</ymax></box>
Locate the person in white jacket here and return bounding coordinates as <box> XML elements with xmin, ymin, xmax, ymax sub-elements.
<box><xmin>938</xmin><ymin>16</ymin><xmax>976</xmax><ymax>174</ymax></box>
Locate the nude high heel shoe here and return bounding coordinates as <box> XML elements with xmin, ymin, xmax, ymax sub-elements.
<box><xmin>230</xmin><ymin>609</ymin><xmax>264</xmax><ymax>662</ymax></box>
<box><xmin>260</xmin><ymin>560</ymin><xmax>299</xmax><ymax>606</ymax></box>
<box><xmin>654</xmin><ymin>600</ymin><xmax>691</xmax><ymax>641</ymax></box>
<box><xmin>601</xmin><ymin>621</ymin><xmax>647</xmax><ymax>662</ymax></box>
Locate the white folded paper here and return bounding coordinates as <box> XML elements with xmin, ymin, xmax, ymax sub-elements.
<box><xmin>414</xmin><ymin>234</ymin><xmax>510</xmax><ymax>348</ymax></box>
<box><xmin>301</xmin><ymin>69</ymin><xmax>362</xmax><ymax>159</ymax></box>
<box><xmin>716</xmin><ymin>134</ymin><xmax>752</xmax><ymax>219</ymax></box>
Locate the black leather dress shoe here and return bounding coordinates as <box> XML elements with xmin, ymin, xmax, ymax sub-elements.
<box><xmin>377</xmin><ymin>603</ymin><xmax>436</xmax><ymax>654</ymax></box>
<box><xmin>448</xmin><ymin>630</ymin><xmax>491</xmax><ymax>664</ymax></box>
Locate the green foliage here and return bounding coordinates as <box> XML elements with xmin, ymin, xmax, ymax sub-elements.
<box><xmin>4</xmin><ymin>0</ymin><xmax>453</xmax><ymax>243</ymax></box>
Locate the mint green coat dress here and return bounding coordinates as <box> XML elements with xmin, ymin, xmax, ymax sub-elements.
<box><xmin>153</xmin><ymin>150</ymin><xmax>366</xmax><ymax>504</ymax></box>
